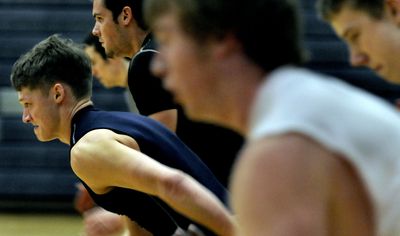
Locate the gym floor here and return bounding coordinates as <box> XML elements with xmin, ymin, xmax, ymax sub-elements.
<box><xmin>0</xmin><ymin>213</ymin><xmax>82</xmax><ymax>236</ymax></box>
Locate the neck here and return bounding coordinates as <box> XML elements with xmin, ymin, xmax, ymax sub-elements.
<box><xmin>214</xmin><ymin>59</ymin><xmax>266</xmax><ymax>135</ymax></box>
<box><xmin>129</xmin><ymin>29</ymin><xmax>148</xmax><ymax>57</ymax></box>
<box><xmin>110</xmin><ymin>58</ymin><xmax>130</xmax><ymax>88</ymax></box>
<box><xmin>220</xmin><ymin>79</ymin><xmax>261</xmax><ymax>135</ymax></box>
<box><xmin>120</xmin><ymin>59</ymin><xmax>130</xmax><ymax>88</ymax></box>
<box><xmin>59</xmin><ymin>99</ymin><xmax>93</xmax><ymax>145</ymax></box>
<box><xmin>70</xmin><ymin>99</ymin><xmax>93</xmax><ymax>119</ymax></box>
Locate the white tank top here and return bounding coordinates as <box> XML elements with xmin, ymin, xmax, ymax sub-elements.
<box><xmin>248</xmin><ymin>66</ymin><xmax>400</xmax><ymax>236</ymax></box>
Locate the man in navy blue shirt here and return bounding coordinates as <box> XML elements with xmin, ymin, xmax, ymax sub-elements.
<box><xmin>10</xmin><ymin>34</ymin><xmax>235</xmax><ymax>236</ymax></box>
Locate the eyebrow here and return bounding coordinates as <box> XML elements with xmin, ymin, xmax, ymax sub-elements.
<box><xmin>18</xmin><ymin>95</ymin><xmax>25</xmax><ymax>102</ymax></box>
<box><xmin>339</xmin><ymin>19</ymin><xmax>360</xmax><ymax>42</ymax></box>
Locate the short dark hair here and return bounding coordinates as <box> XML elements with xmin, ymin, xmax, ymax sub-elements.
<box><xmin>144</xmin><ymin>0</ymin><xmax>305</xmax><ymax>72</ymax></box>
<box><xmin>103</xmin><ymin>0</ymin><xmax>147</xmax><ymax>30</ymax></box>
<box><xmin>84</xmin><ymin>32</ymin><xmax>107</xmax><ymax>60</ymax></box>
<box><xmin>10</xmin><ymin>34</ymin><xmax>92</xmax><ymax>99</ymax></box>
<box><xmin>316</xmin><ymin>0</ymin><xmax>385</xmax><ymax>21</ymax></box>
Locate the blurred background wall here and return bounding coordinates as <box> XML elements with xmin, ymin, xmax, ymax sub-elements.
<box><xmin>0</xmin><ymin>0</ymin><xmax>399</xmax><ymax>235</ymax></box>
<box><xmin>0</xmin><ymin>0</ymin><xmax>129</xmax><ymax>214</ymax></box>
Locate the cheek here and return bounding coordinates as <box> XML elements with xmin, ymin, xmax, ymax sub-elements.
<box><xmin>368</xmin><ymin>37</ymin><xmax>392</xmax><ymax>58</ymax></box>
<box><xmin>177</xmin><ymin>71</ymin><xmax>208</xmax><ymax>102</ymax></box>
<box><xmin>170</xmin><ymin>49</ymin><xmax>197</xmax><ymax>74</ymax></box>
<box><xmin>100</xmin><ymin>24</ymin><xmax>112</xmax><ymax>39</ymax></box>
<box><xmin>367</xmin><ymin>24</ymin><xmax>396</xmax><ymax>52</ymax></box>
<box><xmin>164</xmin><ymin>41</ymin><xmax>207</xmax><ymax>88</ymax></box>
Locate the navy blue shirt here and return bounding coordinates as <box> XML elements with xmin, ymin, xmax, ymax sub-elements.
<box><xmin>70</xmin><ymin>105</ymin><xmax>226</xmax><ymax>235</ymax></box>
<box><xmin>128</xmin><ymin>36</ymin><xmax>244</xmax><ymax>187</ymax></box>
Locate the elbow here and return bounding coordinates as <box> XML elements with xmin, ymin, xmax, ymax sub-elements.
<box><xmin>157</xmin><ymin>170</ymin><xmax>190</xmax><ymax>202</ymax></box>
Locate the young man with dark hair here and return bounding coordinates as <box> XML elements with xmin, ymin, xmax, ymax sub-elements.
<box><xmin>11</xmin><ymin>34</ymin><xmax>234</xmax><ymax>236</ymax></box>
<box><xmin>91</xmin><ymin>0</ymin><xmax>243</xmax><ymax>184</ymax></box>
<box><xmin>316</xmin><ymin>0</ymin><xmax>400</xmax><ymax>85</ymax></box>
<box><xmin>88</xmin><ymin>1</ymin><xmax>243</xmax><ymax>235</ymax></box>
<box><xmin>144</xmin><ymin>0</ymin><xmax>400</xmax><ymax>235</ymax></box>
<box><xmin>83</xmin><ymin>33</ymin><xmax>131</xmax><ymax>90</ymax></box>
<box><xmin>74</xmin><ymin>33</ymin><xmax>140</xmax><ymax>236</ymax></box>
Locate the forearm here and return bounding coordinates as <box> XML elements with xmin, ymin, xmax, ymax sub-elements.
<box><xmin>159</xmin><ymin>171</ymin><xmax>235</xmax><ymax>236</ymax></box>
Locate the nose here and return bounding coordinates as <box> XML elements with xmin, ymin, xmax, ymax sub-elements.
<box><xmin>150</xmin><ymin>53</ymin><xmax>167</xmax><ymax>79</ymax></box>
<box><xmin>349</xmin><ymin>48</ymin><xmax>368</xmax><ymax>67</ymax></box>
<box><xmin>22</xmin><ymin>109</ymin><xmax>31</xmax><ymax>124</ymax></box>
<box><xmin>92</xmin><ymin>23</ymin><xmax>100</xmax><ymax>37</ymax></box>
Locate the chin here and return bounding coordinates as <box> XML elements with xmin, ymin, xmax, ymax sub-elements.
<box><xmin>385</xmin><ymin>75</ymin><xmax>400</xmax><ymax>85</ymax></box>
<box><xmin>36</xmin><ymin>135</ymin><xmax>55</xmax><ymax>143</ymax></box>
<box><xmin>36</xmin><ymin>137</ymin><xmax>48</xmax><ymax>142</ymax></box>
<box><xmin>391</xmin><ymin>77</ymin><xmax>400</xmax><ymax>85</ymax></box>
<box><xmin>179</xmin><ymin>104</ymin><xmax>199</xmax><ymax>119</ymax></box>
<box><xmin>185</xmin><ymin>106</ymin><xmax>213</xmax><ymax>123</ymax></box>
<box><xmin>36</xmin><ymin>137</ymin><xmax>46</xmax><ymax>142</ymax></box>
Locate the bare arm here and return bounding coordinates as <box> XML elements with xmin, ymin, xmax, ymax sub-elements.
<box><xmin>148</xmin><ymin>109</ymin><xmax>177</xmax><ymax>132</ymax></box>
<box><xmin>230</xmin><ymin>133</ymin><xmax>332</xmax><ymax>236</ymax></box>
<box><xmin>71</xmin><ymin>129</ymin><xmax>234</xmax><ymax>236</ymax></box>
<box><xmin>82</xmin><ymin>207</ymin><xmax>151</xmax><ymax>236</ymax></box>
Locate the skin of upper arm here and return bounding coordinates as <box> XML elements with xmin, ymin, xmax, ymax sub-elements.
<box><xmin>71</xmin><ymin>130</ymin><xmax>234</xmax><ymax>235</ymax></box>
<box><xmin>148</xmin><ymin>109</ymin><xmax>178</xmax><ymax>132</ymax></box>
<box><xmin>70</xmin><ymin>129</ymin><xmax>139</xmax><ymax>193</ymax></box>
<box><xmin>230</xmin><ymin>133</ymin><xmax>333</xmax><ymax>236</ymax></box>
<box><xmin>70</xmin><ymin>129</ymin><xmax>181</xmax><ymax>196</ymax></box>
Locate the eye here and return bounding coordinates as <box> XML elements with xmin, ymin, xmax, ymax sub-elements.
<box><xmin>95</xmin><ymin>16</ymin><xmax>103</xmax><ymax>23</ymax></box>
<box><xmin>349</xmin><ymin>32</ymin><xmax>360</xmax><ymax>45</ymax></box>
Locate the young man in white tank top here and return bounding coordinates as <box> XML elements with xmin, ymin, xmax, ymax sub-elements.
<box><xmin>145</xmin><ymin>0</ymin><xmax>400</xmax><ymax>235</ymax></box>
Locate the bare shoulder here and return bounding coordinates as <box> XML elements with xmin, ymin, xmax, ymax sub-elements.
<box><xmin>234</xmin><ymin>132</ymin><xmax>336</xmax><ymax>178</ymax></box>
<box><xmin>70</xmin><ymin>129</ymin><xmax>141</xmax><ymax>194</ymax></box>
<box><xmin>79</xmin><ymin>129</ymin><xmax>120</xmax><ymax>142</ymax></box>
<box><xmin>73</xmin><ymin>129</ymin><xmax>139</xmax><ymax>151</ymax></box>
<box><xmin>230</xmin><ymin>132</ymin><xmax>374</xmax><ymax>235</ymax></box>
<box><xmin>70</xmin><ymin>129</ymin><xmax>139</xmax><ymax>176</ymax></box>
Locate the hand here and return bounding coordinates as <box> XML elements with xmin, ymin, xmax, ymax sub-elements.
<box><xmin>171</xmin><ymin>225</ymin><xmax>205</xmax><ymax>236</ymax></box>
<box><xmin>74</xmin><ymin>183</ymin><xmax>96</xmax><ymax>214</ymax></box>
<box><xmin>83</xmin><ymin>207</ymin><xmax>126</xmax><ymax>236</ymax></box>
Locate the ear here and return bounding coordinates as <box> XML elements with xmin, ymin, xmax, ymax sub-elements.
<box><xmin>386</xmin><ymin>0</ymin><xmax>400</xmax><ymax>24</ymax></box>
<box><xmin>119</xmin><ymin>6</ymin><xmax>133</xmax><ymax>26</ymax></box>
<box><xmin>212</xmin><ymin>33</ymin><xmax>243</xmax><ymax>60</ymax></box>
<box><xmin>52</xmin><ymin>83</ymin><xmax>66</xmax><ymax>104</ymax></box>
